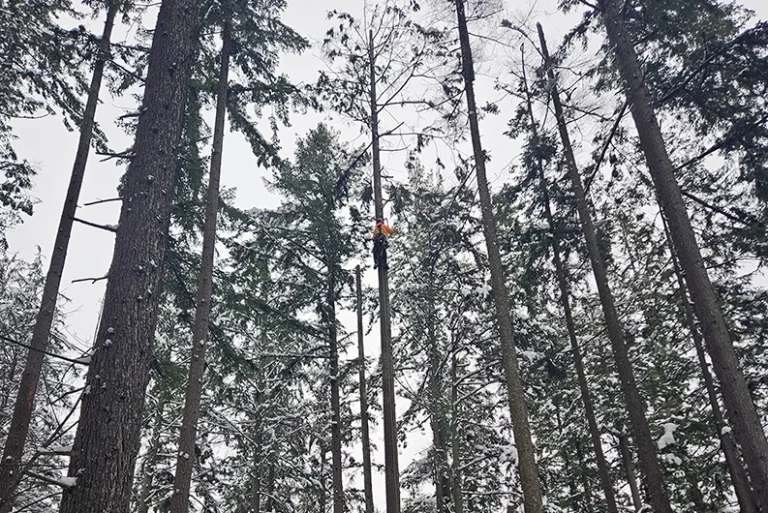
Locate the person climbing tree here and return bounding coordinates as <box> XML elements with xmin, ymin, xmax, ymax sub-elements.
<box><xmin>372</xmin><ymin>218</ymin><xmax>393</xmax><ymax>269</ymax></box>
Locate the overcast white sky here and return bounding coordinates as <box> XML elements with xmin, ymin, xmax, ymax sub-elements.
<box><xmin>5</xmin><ymin>0</ymin><xmax>767</xmax><ymax>508</ymax></box>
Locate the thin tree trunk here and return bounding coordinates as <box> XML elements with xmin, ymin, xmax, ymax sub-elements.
<box><xmin>427</xmin><ymin>280</ymin><xmax>449</xmax><ymax>513</ymax></box>
<box><xmin>0</xmin><ymin>4</ymin><xmax>119</xmax><ymax>509</ymax></box>
<box><xmin>536</xmin><ymin>23</ymin><xmax>672</xmax><ymax>513</ymax></box>
<box><xmin>355</xmin><ymin>266</ymin><xmax>374</xmax><ymax>513</ymax></box>
<box><xmin>617</xmin><ymin>430</ymin><xmax>642</xmax><ymax>512</ymax></box>
<box><xmin>454</xmin><ymin>3</ymin><xmax>544</xmax><ymax>512</ymax></box>
<box><xmin>662</xmin><ymin>221</ymin><xmax>758</xmax><ymax>513</ymax></box>
<box><xmin>250</xmin><ymin>424</ymin><xmax>262</xmax><ymax>513</ymax></box>
<box><xmin>368</xmin><ymin>28</ymin><xmax>401</xmax><ymax>513</ymax></box>
<box><xmin>169</xmin><ymin>20</ymin><xmax>230</xmax><ymax>513</ymax></box>
<box><xmin>596</xmin><ymin>0</ymin><xmax>768</xmax><ymax>506</ymax></box>
<box><xmin>575</xmin><ymin>440</ymin><xmax>595</xmax><ymax>513</ymax></box>
<box><xmin>137</xmin><ymin>399</ymin><xmax>165</xmax><ymax>513</ymax></box>
<box><xmin>328</xmin><ymin>271</ymin><xmax>345</xmax><ymax>513</ymax></box>
<box><xmin>520</xmin><ymin>48</ymin><xmax>619</xmax><ymax>513</ymax></box>
<box><xmin>450</xmin><ymin>344</ymin><xmax>464</xmax><ymax>513</ymax></box>
<box><xmin>58</xmin><ymin>0</ymin><xmax>200</xmax><ymax>509</ymax></box>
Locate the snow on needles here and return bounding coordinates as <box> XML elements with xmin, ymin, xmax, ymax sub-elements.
<box><xmin>657</xmin><ymin>422</ymin><xmax>678</xmax><ymax>450</ymax></box>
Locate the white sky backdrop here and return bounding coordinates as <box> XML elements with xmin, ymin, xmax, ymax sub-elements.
<box><xmin>5</xmin><ymin>0</ymin><xmax>768</xmax><ymax>508</ymax></box>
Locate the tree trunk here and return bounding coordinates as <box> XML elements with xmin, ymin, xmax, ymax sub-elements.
<box><xmin>450</xmin><ymin>345</ymin><xmax>464</xmax><ymax>513</ymax></box>
<box><xmin>427</xmin><ymin>279</ymin><xmax>450</xmax><ymax>513</ymax></box>
<box><xmin>520</xmin><ymin>48</ymin><xmax>619</xmax><ymax>513</ymax></box>
<box><xmin>662</xmin><ymin>221</ymin><xmax>758</xmax><ymax>513</ymax></box>
<box><xmin>617</xmin><ymin>430</ymin><xmax>642</xmax><ymax>512</ymax></box>
<box><xmin>536</xmin><ymin>23</ymin><xmax>673</xmax><ymax>513</ymax></box>
<box><xmin>328</xmin><ymin>272</ymin><xmax>345</xmax><ymax>513</ymax></box>
<box><xmin>454</xmin><ymin>3</ymin><xmax>544</xmax><ymax>512</ymax></box>
<box><xmin>355</xmin><ymin>266</ymin><xmax>374</xmax><ymax>513</ymax></box>
<box><xmin>595</xmin><ymin>0</ymin><xmax>768</xmax><ymax>506</ymax></box>
<box><xmin>58</xmin><ymin>0</ymin><xmax>201</xmax><ymax>510</ymax></box>
<box><xmin>368</xmin><ymin>28</ymin><xmax>401</xmax><ymax>513</ymax></box>
<box><xmin>137</xmin><ymin>399</ymin><xmax>165</xmax><ymax>513</ymax></box>
<box><xmin>169</xmin><ymin>20</ymin><xmax>230</xmax><ymax>513</ymax></box>
<box><xmin>0</xmin><ymin>4</ymin><xmax>119</xmax><ymax>509</ymax></box>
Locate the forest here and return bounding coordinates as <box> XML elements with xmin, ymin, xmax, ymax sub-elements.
<box><xmin>1</xmin><ymin>0</ymin><xmax>768</xmax><ymax>512</ymax></box>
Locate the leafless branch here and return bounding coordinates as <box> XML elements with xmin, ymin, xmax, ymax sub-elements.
<box><xmin>82</xmin><ymin>197</ymin><xmax>121</xmax><ymax>207</ymax></box>
<box><xmin>72</xmin><ymin>275</ymin><xmax>109</xmax><ymax>285</ymax></box>
<box><xmin>72</xmin><ymin>217</ymin><xmax>117</xmax><ymax>233</ymax></box>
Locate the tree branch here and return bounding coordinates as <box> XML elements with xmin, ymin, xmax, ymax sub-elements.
<box><xmin>0</xmin><ymin>334</ymin><xmax>90</xmax><ymax>366</ymax></box>
<box><xmin>72</xmin><ymin>217</ymin><xmax>118</xmax><ymax>233</ymax></box>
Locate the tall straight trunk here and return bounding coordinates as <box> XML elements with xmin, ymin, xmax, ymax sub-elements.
<box><xmin>427</xmin><ymin>281</ymin><xmax>450</xmax><ymax>513</ymax></box>
<box><xmin>328</xmin><ymin>272</ymin><xmax>345</xmax><ymax>513</ymax></box>
<box><xmin>520</xmin><ymin>50</ymin><xmax>619</xmax><ymax>513</ymax></box>
<box><xmin>137</xmin><ymin>399</ymin><xmax>165</xmax><ymax>513</ymax></box>
<box><xmin>596</xmin><ymin>0</ymin><xmax>768</xmax><ymax>504</ymax></box>
<box><xmin>58</xmin><ymin>0</ymin><xmax>200</xmax><ymax>509</ymax></box>
<box><xmin>450</xmin><ymin>345</ymin><xmax>464</xmax><ymax>513</ymax></box>
<box><xmin>617</xmin><ymin>430</ymin><xmax>642</xmax><ymax>512</ymax></box>
<box><xmin>574</xmin><ymin>440</ymin><xmax>595</xmax><ymax>513</ymax></box>
<box><xmin>453</xmin><ymin>3</ymin><xmax>544</xmax><ymax>512</ymax></box>
<box><xmin>368</xmin><ymin>28</ymin><xmax>401</xmax><ymax>513</ymax></box>
<box><xmin>250</xmin><ymin>391</ymin><xmax>264</xmax><ymax>513</ymax></box>
<box><xmin>169</xmin><ymin>21</ymin><xmax>230</xmax><ymax>513</ymax></box>
<box><xmin>536</xmin><ymin>23</ymin><xmax>672</xmax><ymax>513</ymax></box>
<box><xmin>662</xmin><ymin>222</ymin><xmax>758</xmax><ymax>513</ymax></box>
<box><xmin>355</xmin><ymin>266</ymin><xmax>374</xmax><ymax>513</ymax></box>
<box><xmin>0</xmin><ymin>4</ymin><xmax>119</xmax><ymax>509</ymax></box>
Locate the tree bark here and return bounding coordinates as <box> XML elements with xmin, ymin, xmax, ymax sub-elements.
<box><xmin>137</xmin><ymin>399</ymin><xmax>165</xmax><ymax>513</ymax></box>
<box><xmin>328</xmin><ymin>271</ymin><xmax>345</xmax><ymax>513</ymax></box>
<box><xmin>0</xmin><ymin>4</ymin><xmax>119</xmax><ymax>509</ymax></box>
<box><xmin>536</xmin><ymin>23</ymin><xmax>672</xmax><ymax>513</ymax></box>
<box><xmin>169</xmin><ymin>20</ymin><xmax>230</xmax><ymax>513</ymax></box>
<box><xmin>617</xmin><ymin>430</ymin><xmax>642</xmax><ymax>512</ymax></box>
<box><xmin>58</xmin><ymin>0</ymin><xmax>201</xmax><ymax>510</ymax></box>
<box><xmin>355</xmin><ymin>266</ymin><xmax>374</xmax><ymax>513</ymax></box>
<box><xmin>662</xmin><ymin>221</ymin><xmax>758</xmax><ymax>513</ymax></box>
<box><xmin>368</xmin><ymin>28</ymin><xmax>401</xmax><ymax>513</ymax></box>
<box><xmin>454</xmin><ymin>3</ymin><xmax>544</xmax><ymax>512</ymax></box>
<box><xmin>520</xmin><ymin>46</ymin><xmax>619</xmax><ymax>513</ymax></box>
<box><xmin>595</xmin><ymin>0</ymin><xmax>768</xmax><ymax>506</ymax></box>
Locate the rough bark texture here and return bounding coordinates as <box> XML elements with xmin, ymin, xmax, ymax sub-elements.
<box><xmin>520</xmin><ymin>50</ymin><xmax>619</xmax><ymax>513</ymax></box>
<box><xmin>427</xmin><ymin>281</ymin><xmax>450</xmax><ymax>513</ymax></box>
<box><xmin>617</xmin><ymin>430</ymin><xmax>642</xmax><ymax>512</ymax></box>
<box><xmin>169</xmin><ymin>20</ymin><xmax>230</xmax><ymax>513</ymax></box>
<box><xmin>537</xmin><ymin>23</ymin><xmax>673</xmax><ymax>513</ymax></box>
<box><xmin>137</xmin><ymin>399</ymin><xmax>165</xmax><ymax>513</ymax></box>
<box><xmin>664</xmin><ymin>223</ymin><xmax>758</xmax><ymax>513</ymax></box>
<box><xmin>0</xmin><ymin>4</ymin><xmax>118</xmax><ymax>509</ymax></box>
<box><xmin>596</xmin><ymin>0</ymin><xmax>768</xmax><ymax>506</ymax></box>
<box><xmin>368</xmin><ymin>28</ymin><xmax>401</xmax><ymax>513</ymax></box>
<box><xmin>355</xmin><ymin>266</ymin><xmax>375</xmax><ymax>513</ymax></box>
<box><xmin>58</xmin><ymin>0</ymin><xmax>200</xmax><ymax>510</ymax></box>
<box><xmin>455</xmin><ymin>3</ymin><xmax>544</xmax><ymax>512</ymax></box>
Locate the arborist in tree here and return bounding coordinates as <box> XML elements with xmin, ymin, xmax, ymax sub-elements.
<box><xmin>372</xmin><ymin>218</ymin><xmax>393</xmax><ymax>270</ymax></box>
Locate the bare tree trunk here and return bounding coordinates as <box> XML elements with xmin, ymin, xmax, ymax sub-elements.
<box><xmin>169</xmin><ymin>20</ymin><xmax>230</xmax><ymax>513</ymax></box>
<box><xmin>328</xmin><ymin>271</ymin><xmax>345</xmax><ymax>513</ymax></box>
<box><xmin>453</xmin><ymin>3</ymin><xmax>544</xmax><ymax>511</ymax></box>
<box><xmin>57</xmin><ymin>0</ymin><xmax>201</xmax><ymax>509</ymax></box>
<box><xmin>596</xmin><ymin>0</ymin><xmax>768</xmax><ymax>505</ymax></box>
<box><xmin>427</xmin><ymin>280</ymin><xmax>449</xmax><ymax>513</ymax></box>
<box><xmin>662</xmin><ymin>221</ymin><xmax>758</xmax><ymax>513</ymax></box>
<box><xmin>450</xmin><ymin>344</ymin><xmax>464</xmax><ymax>513</ymax></box>
<box><xmin>617</xmin><ymin>430</ymin><xmax>642</xmax><ymax>512</ymax></box>
<box><xmin>520</xmin><ymin>48</ymin><xmax>619</xmax><ymax>513</ymax></box>
<box><xmin>536</xmin><ymin>23</ymin><xmax>672</xmax><ymax>513</ymax></box>
<box><xmin>368</xmin><ymin>28</ymin><xmax>400</xmax><ymax>513</ymax></box>
<box><xmin>355</xmin><ymin>266</ymin><xmax>374</xmax><ymax>513</ymax></box>
<box><xmin>0</xmin><ymin>4</ymin><xmax>118</xmax><ymax>509</ymax></box>
<box><xmin>250</xmin><ymin>427</ymin><xmax>262</xmax><ymax>513</ymax></box>
<box><xmin>137</xmin><ymin>399</ymin><xmax>165</xmax><ymax>513</ymax></box>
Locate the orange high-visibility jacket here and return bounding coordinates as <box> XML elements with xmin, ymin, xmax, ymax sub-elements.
<box><xmin>372</xmin><ymin>222</ymin><xmax>393</xmax><ymax>239</ymax></box>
